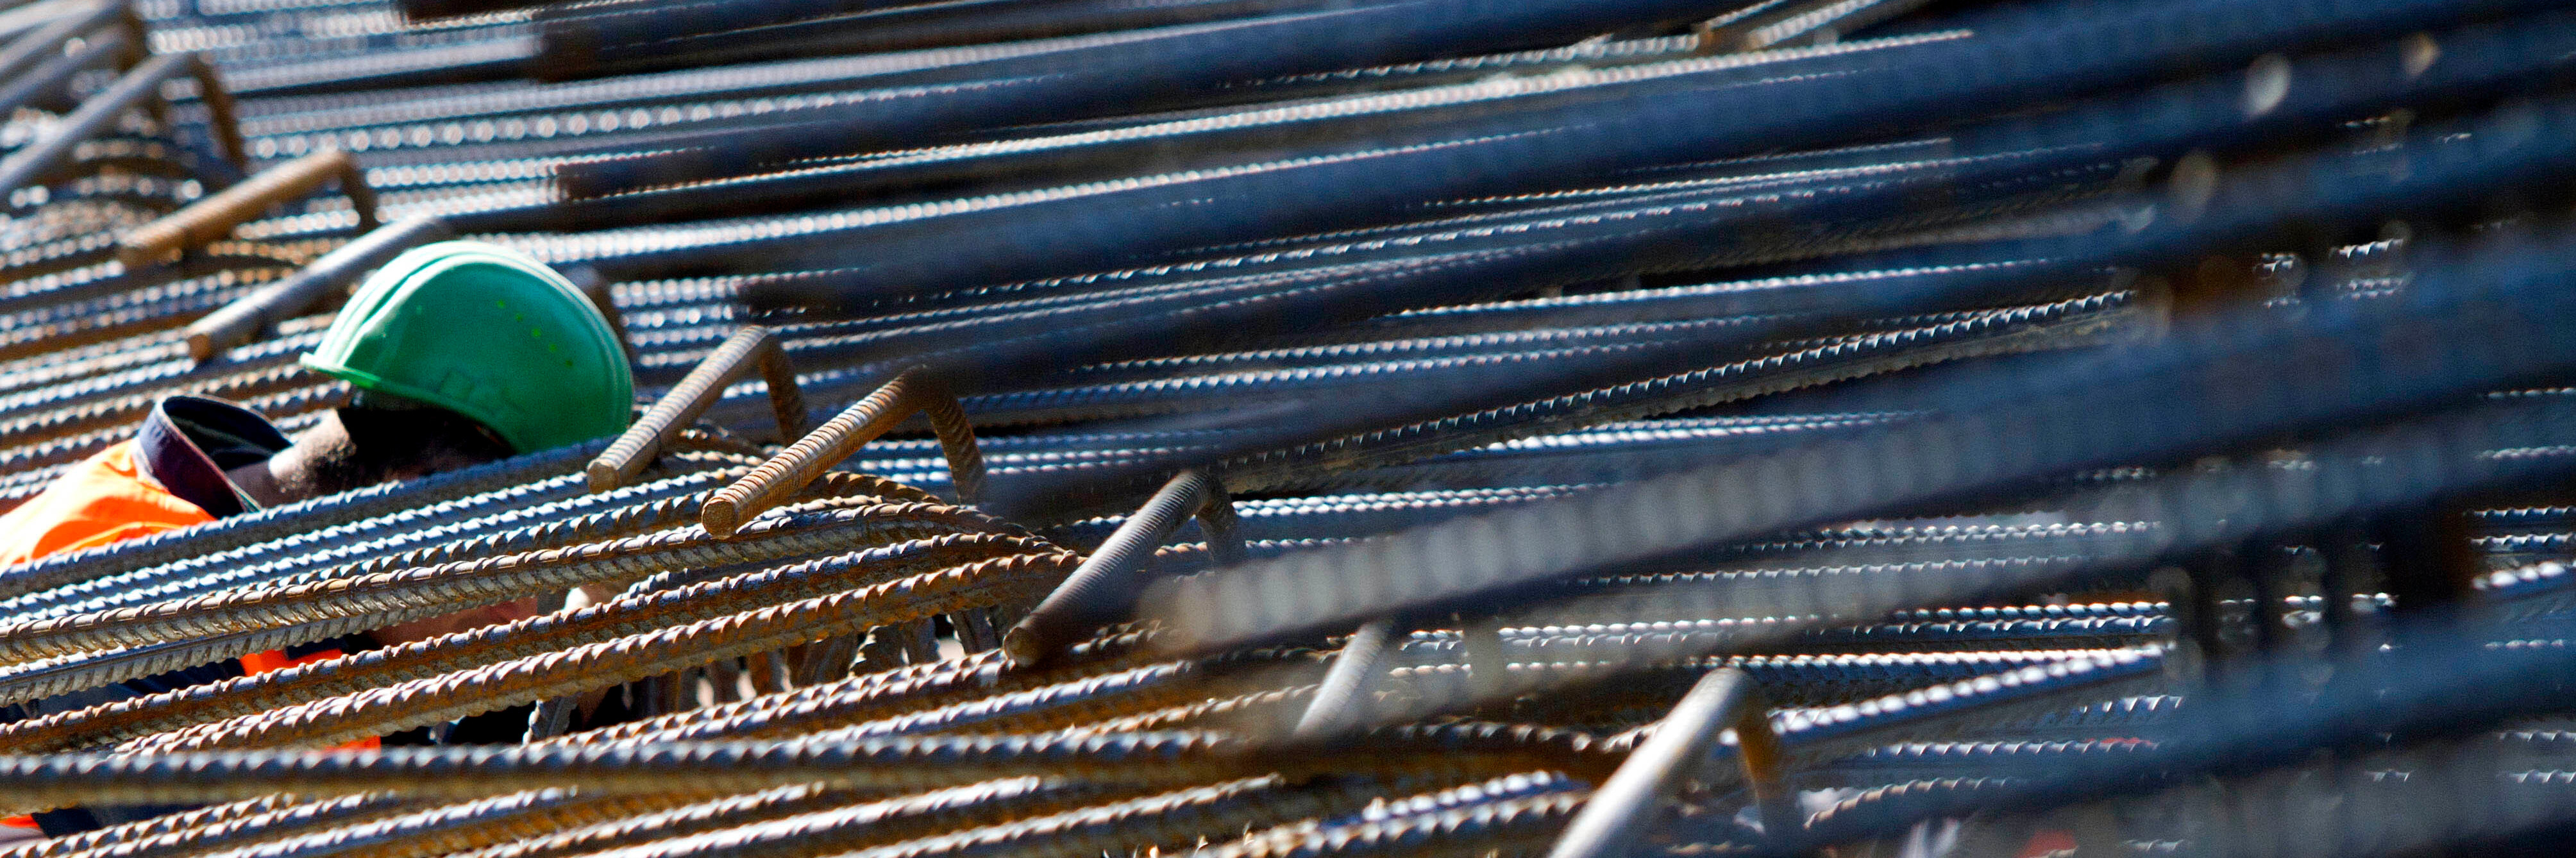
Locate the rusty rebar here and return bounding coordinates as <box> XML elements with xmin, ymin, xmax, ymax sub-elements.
<box><xmin>0</xmin><ymin>721</ymin><xmax>1566</xmax><ymax>809</ymax></box>
<box><xmin>0</xmin><ymin>534</ymin><xmax>1053</xmax><ymax>753</ymax></box>
<box><xmin>555</xmin><ymin>630</ymin><xmax>1157</xmax><ymax>747</ymax></box>
<box><xmin>0</xmin><ymin>52</ymin><xmax>244</xmax><ymax>196</ymax></box>
<box><xmin>183</xmin><ymin>215</ymin><xmax>454</xmax><ymax>362</ymax></box>
<box><xmin>123</xmin><ymin>551</ymin><xmax>1081</xmax><ymax>751</ymax></box>
<box><xmin>1005</xmin><ymin>469</ymin><xmax>1236</xmax><ymax>666</ymax></box>
<box><xmin>445</xmin><ymin>785</ymin><xmax>870</xmax><ymax>858</ymax></box>
<box><xmin>0</xmin><ymin>504</ymin><xmax>1004</xmax><ymax>667</ymax></box>
<box><xmin>590</xmin><ymin>326</ymin><xmax>805</xmax><ymax>493</ymax></box>
<box><xmin>703</xmin><ymin>369</ymin><xmax>985</xmax><ymax>536</ymax></box>
<box><xmin>0</xmin><ymin>794</ymin><xmax>408</xmax><ymax>858</ymax></box>
<box><xmin>451</xmin><ymin>779</ymin><xmax>1104</xmax><ymax>858</ymax></box>
<box><xmin>808</xmin><ymin>660</ymin><xmax>1224</xmax><ymax>742</ymax></box>
<box><xmin>1213</xmin><ymin>790</ymin><xmax>1590</xmax><ymax>858</ymax></box>
<box><xmin>771</xmin><ymin>775</ymin><xmax>1403</xmax><ymax>858</ymax></box>
<box><xmin>117</xmin><ymin>150</ymin><xmax>376</xmax><ymax>269</ymax></box>
<box><xmin>0</xmin><ymin>467</ymin><xmax>964</xmax><ymax>709</ymax></box>
<box><xmin>135</xmin><ymin>790</ymin><xmax>682</xmax><ymax>858</ymax></box>
<box><xmin>1075</xmin><ymin>685</ymin><xmax>1320</xmax><ymax>735</ymax></box>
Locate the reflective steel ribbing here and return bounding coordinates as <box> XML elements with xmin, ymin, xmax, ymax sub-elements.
<box><xmin>0</xmin><ymin>503</ymin><xmax>1006</xmax><ymax>666</ymax></box>
<box><xmin>0</xmin><ymin>534</ymin><xmax>1054</xmax><ymax>752</ymax></box>
<box><xmin>0</xmin><ymin>729</ymin><xmax>1595</xmax><ymax>811</ymax></box>
<box><xmin>123</xmin><ymin>550</ymin><xmax>1081</xmax><ymax>750</ymax></box>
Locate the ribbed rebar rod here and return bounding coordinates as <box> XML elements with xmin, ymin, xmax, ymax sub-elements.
<box><xmin>0</xmin><ymin>730</ymin><xmax>1578</xmax><ymax>812</ymax></box>
<box><xmin>124</xmin><ymin>550</ymin><xmax>1080</xmax><ymax>751</ymax></box>
<box><xmin>560</xmin><ymin>653</ymin><xmax>1006</xmax><ymax>747</ymax></box>
<box><xmin>804</xmin><ymin>774</ymin><xmax>1408</xmax><ymax>858</ymax></box>
<box><xmin>0</xmin><ymin>52</ymin><xmax>244</xmax><ymax>196</ymax></box>
<box><xmin>0</xmin><ymin>484</ymin><xmax>800</xmax><ymax>706</ymax></box>
<box><xmin>0</xmin><ymin>504</ymin><xmax>998</xmax><ymax>666</ymax></box>
<box><xmin>548</xmin><ymin>0</ymin><xmax>1744</xmax><ymax>194</ymax></box>
<box><xmin>566</xmin><ymin>0</ymin><xmax>2561</xmax><ymax>303</ymax></box>
<box><xmin>964</xmin><ymin>14</ymin><xmax>2576</xmax><ymax>522</ymax></box>
<box><xmin>1141</xmin><ymin>230</ymin><xmax>2576</xmax><ymax>657</ymax></box>
<box><xmin>1544</xmin><ymin>668</ymin><xmax>1764</xmax><ymax>858</ymax></box>
<box><xmin>1195</xmin><ymin>479</ymin><xmax>1249</xmax><ymax>566</ymax></box>
<box><xmin>808</xmin><ymin>660</ymin><xmax>1233</xmax><ymax>743</ymax></box>
<box><xmin>917</xmin><ymin>387</ymin><xmax>986</xmax><ymax>505</ymax></box>
<box><xmin>212</xmin><ymin>789</ymin><xmax>696</xmax><ymax>858</ymax></box>
<box><xmin>0</xmin><ymin>441</ymin><xmax>607</xmax><ymax>603</ymax></box>
<box><xmin>556</xmin><ymin>630</ymin><xmax>1156</xmax><ymax>748</ymax></box>
<box><xmin>118</xmin><ymin>150</ymin><xmax>376</xmax><ymax>269</ymax></box>
<box><xmin>0</xmin><ymin>534</ymin><xmax>1051</xmax><ymax>753</ymax></box>
<box><xmin>0</xmin><ymin>362</ymin><xmax>316</xmax><ymax>453</ymax></box>
<box><xmin>591</xmin><ymin>326</ymin><xmax>804</xmax><ymax>492</ymax></box>
<box><xmin>0</xmin><ymin>465</ymin><xmax>740</xmax><ymax>630</ymax></box>
<box><xmin>444</xmin><ymin>785</ymin><xmax>875</xmax><ymax>858</ymax></box>
<box><xmin>451</xmin><ymin>779</ymin><xmax>1104</xmax><ymax>858</ymax></box>
<box><xmin>1699</xmin><ymin>0</ymin><xmax>1921</xmax><ymax>52</ymax></box>
<box><xmin>1773</xmin><ymin>608</ymin><xmax>2576</xmax><ymax>852</ymax></box>
<box><xmin>1322</xmin><ymin>772</ymin><xmax>1588</xmax><ymax>830</ymax></box>
<box><xmin>1005</xmin><ymin>469</ymin><xmax>1229</xmax><ymax>665</ymax></box>
<box><xmin>1211</xmin><ymin>791</ymin><xmax>1589</xmax><ymax>858</ymax></box>
<box><xmin>1766</xmin><ymin>650</ymin><xmax>2168</xmax><ymax>771</ymax></box>
<box><xmin>1369</xmin><ymin>380</ymin><xmax>2575</xmax><ymax>727</ymax></box>
<box><xmin>1315</xmin><ymin>722</ymin><xmax>1622</xmax><ymax>780</ymax></box>
<box><xmin>703</xmin><ymin>369</ymin><xmax>984</xmax><ymax>535</ymax></box>
<box><xmin>1081</xmin><ymin>685</ymin><xmax>1319</xmax><ymax>735</ymax></box>
<box><xmin>0</xmin><ymin>794</ymin><xmax>403</xmax><ymax>858</ymax></box>
<box><xmin>183</xmin><ymin>215</ymin><xmax>453</xmax><ymax>361</ymax></box>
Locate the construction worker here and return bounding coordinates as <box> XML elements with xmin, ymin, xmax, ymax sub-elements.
<box><xmin>0</xmin><ymin>241</ymin><xmax>634</xmax><ymax>837</ymax></box>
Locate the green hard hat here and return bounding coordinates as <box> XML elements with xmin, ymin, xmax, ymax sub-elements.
<box><xmin>300</xmin><ymin>240</ymin><xmax>633</xmax><ymax>454</ymax></box>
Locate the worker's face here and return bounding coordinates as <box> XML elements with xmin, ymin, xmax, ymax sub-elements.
<box><xmin>271</xmin><ymin>408</ymin><xmax>511</xmax><ymax>503</ymax></box>
<box><xmin>272</xmin><ymin>410</ymin><xmax>531</xmax><ymax>648</ymax></box>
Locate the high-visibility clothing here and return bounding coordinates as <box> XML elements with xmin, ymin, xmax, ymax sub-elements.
<box><xmin>0</xmin><ymin>407</ymin><xmax>381</xmax><ymax>692</ymax></box>
<box><xmin>0</xmin><ymin>398</ymin><xmax>374</xmax><ymax>834</ymax></box>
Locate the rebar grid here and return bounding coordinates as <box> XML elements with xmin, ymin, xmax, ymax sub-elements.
<box><xmin>0</xmin><ymin>795</ymin><xmax>409</xmax><ymax>858</ymax></box>
<box><xmin>445</xmin><ymin>780</ymin><xmax>1111</xmax><ymax>858</ymax></box>
<box><xmin>1213</xmin><ymin>790</ymin><xmax>1591</xmax><ymax>858</ymax></box>
<box><xmin>590</xmin><ymin>775</ymin><xmax>1401</xmax><ymax>858</ymax></box>
<box><xmin>119</xmin><ymin>550</ymin><xmax>1082</xmax><ymax>751</ymax></box>
<box><xmin>0</xmin><ymin>0</ymin><xmax>2567</xmax><ymax>855</ymax></box>
<box><xmin>589</xmin><ymin>648</ymin><xmax>1247</xmax><ymax>746</ymax></box>
<box><xmin>0</xmin><ymin>534</ymin><xmax>1057</xmax><ymax>752</ymax></box>
<box><xmin>0</xmin><ymin>729</ymin><xmax>1593</xmax><ymax>812</ymax></box>
<box><xmin>0</xmin><ymin>502</ymin><xmax>1007</xmax><ymax>666</ymax></box>
<box><xmin>195</xmin><ymin>790</ymin><xmax>699</xmax><ymax>858</ymax></box>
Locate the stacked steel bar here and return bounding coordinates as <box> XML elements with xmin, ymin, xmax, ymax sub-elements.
<box><xmin>0</xmin><ymin>0</ymin><xmax>2562</xmax><ymax>855</ymax></box>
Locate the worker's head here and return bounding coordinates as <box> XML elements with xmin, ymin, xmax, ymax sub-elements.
<box><xmin>281</xmin><ymin>240</ymin><xmax>634</xmax><ymax>497</ymax></box>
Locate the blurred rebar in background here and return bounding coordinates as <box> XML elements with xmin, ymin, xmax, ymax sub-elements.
<box><xmin>0</xmin><ymin>0</ymin><xmax>2573</xmax><ymax>854</ymax></box>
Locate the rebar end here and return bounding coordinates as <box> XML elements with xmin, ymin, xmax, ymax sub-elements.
<box><xmin>700</xmin><ymin>498</ymin><xmax>741</xmax><ymax>537</ymax></box>
<box><xmin>183</xmin><ymin>329</ymin><xmax>217</xmax><ymax>364</ymax></box>
<box><xmin>584</xmin><ymin>460</ymin><xmax>621</xmax><ymax>494</ymax></box>
<box><xmin>998</xmin><ymin>625</ymin><xmax>1048</xmax><ymax>667</ymax></box>
<box><xmin>115</xmin><ymin>238</ymin><xmax>175</xmax><ymax>271</ymax></box>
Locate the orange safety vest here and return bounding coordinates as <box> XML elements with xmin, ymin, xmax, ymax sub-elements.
<box><xmin>0</xmin><ymin>441</ymin><xmax>214</xmax><ymax>566</ymax></box>
<box><xmin>0</xmin><ymin>442</ymin><xmax>377</xmax><ymax>823</ymax></box>
<box><xmin>0</xmin><ymin>441</ymin><xmax>381</xmax><ymax>692</ymax></box>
